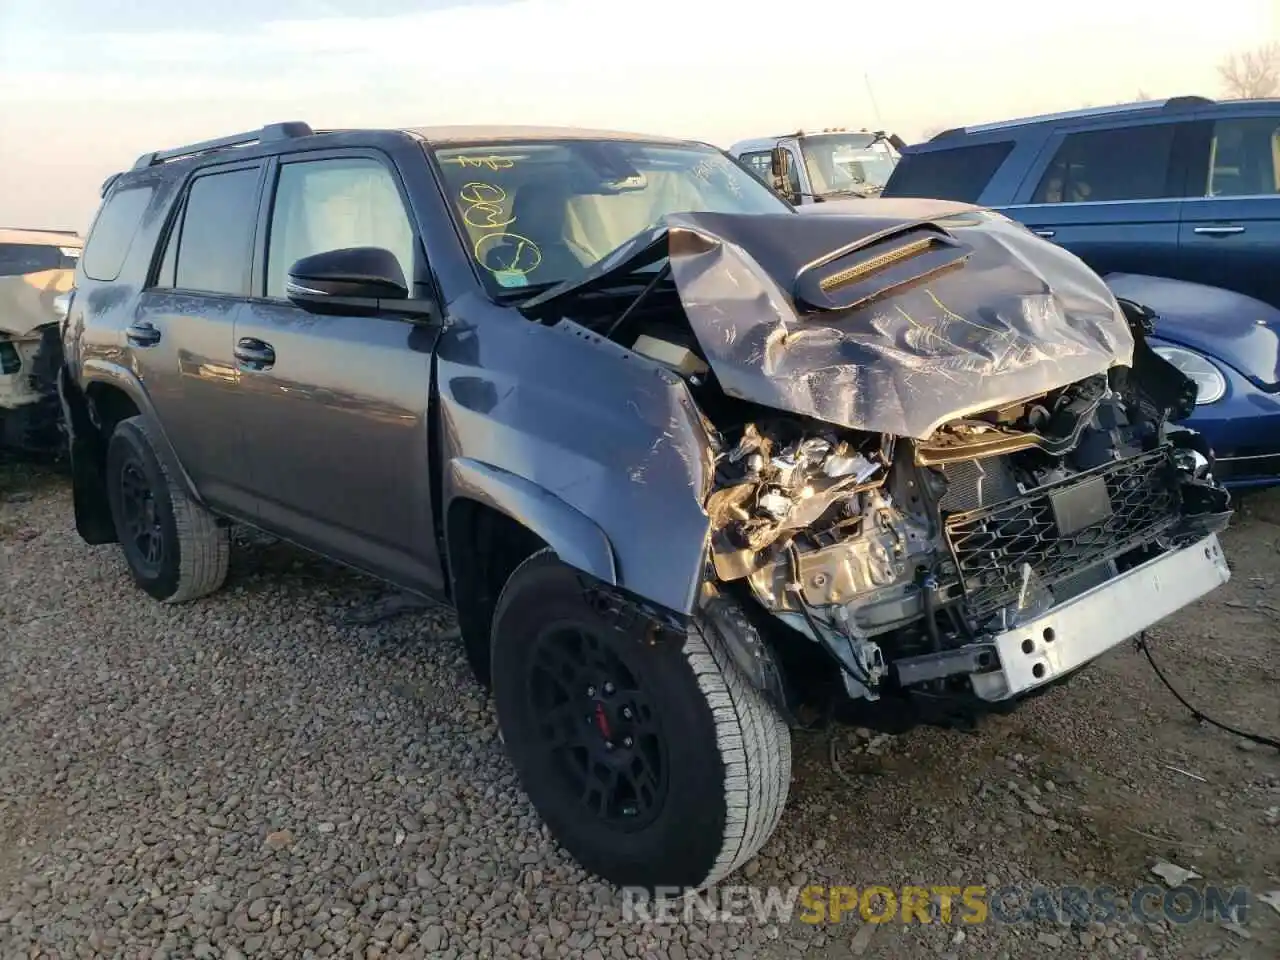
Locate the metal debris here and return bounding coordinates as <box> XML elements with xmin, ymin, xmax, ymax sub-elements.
<box><xmin>1150</xmin><ymin>861</ymin><xmax>1202</xmax><ymax>887</ymax></box>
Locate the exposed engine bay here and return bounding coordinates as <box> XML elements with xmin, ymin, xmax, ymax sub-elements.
<box><xmin>520</xmin><ymin>204</ymin><xmax>1234</xmax><ymax>727</ymax></box>
<box><xmin>699</xmin><ymin>347</ymin><xmax>1228</xmax><ymax>710</ymax></box>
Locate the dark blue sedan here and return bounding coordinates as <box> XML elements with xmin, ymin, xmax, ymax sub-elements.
<box><xmin>1107</xmin><ymin>272</ymin><xmax>1280</xmax><ymax>489</ymax></box>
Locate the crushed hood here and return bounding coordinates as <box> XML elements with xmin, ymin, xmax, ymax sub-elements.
<box><xmin>0</xmin><ymin>269</ymin><xmax>75</xmax><ymax>338</ymax></box>
<box><xmin>525</xmin><ymin>203</ymin><xmax>1135</xmax><ymax>439</ymax></box>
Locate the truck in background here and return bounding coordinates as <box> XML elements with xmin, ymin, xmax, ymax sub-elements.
<box><xmin>727</xmin><ymin>128</ymin><xmax>906</xmax><ymax>204</ymax></box>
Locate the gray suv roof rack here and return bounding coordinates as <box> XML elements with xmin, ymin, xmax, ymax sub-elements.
<box><xmin>132</xmin><ymin>121</ymin><xmax>315</xmax><ymax>170</ymax></box>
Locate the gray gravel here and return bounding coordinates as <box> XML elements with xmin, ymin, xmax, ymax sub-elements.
<box><xmin>2</xmin><ymin>463</ymin><xmax>1277</xmax><ymax>960</ymax></box>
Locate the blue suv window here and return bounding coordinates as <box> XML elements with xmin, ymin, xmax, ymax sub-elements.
<box><xmin>1031</xmin><ymin>123</ymin><xmax>1178</xmax><ymax>203</ymax></box>
<box><xmin>1206</xmin><ymin>117</ymin><xmax>1280</xmax><ymax>197</ymax></box>
<box><xmin>880</xmin><ymin>141</ymin><xmax>1013</xmax><ymax>202</ymax></box>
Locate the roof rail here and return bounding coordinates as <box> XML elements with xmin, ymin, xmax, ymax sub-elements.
<box><xmin>938</xmin><ymin>95</ymin><xmax>1216</xmax><ymax>140</ymax></box>
<box><xmin>132</xmin><ymin>121</ymin><xmax>314</xmax><ymax>170</ymax></box>
<box><xmin>1163</xmin><ymin>95</ymin><xmax>1215</xmax><ymax>110</ymax></box>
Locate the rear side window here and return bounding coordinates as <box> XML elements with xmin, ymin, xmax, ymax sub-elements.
<box><xmin>0</xmin><ymin>243</ymin><xmax>74</xmax><ymax>277</ymax></box>
<box><xmin>1031</xmin><ymin>123</ymin><xmax>1178</xmax><ymax>203</ymax></box>
<box><xmin>881</xmin><ymin>141</ymin><xmax>1013</xmax><ymax>202</ymax></box>
<box><xmin>165</xmin><ymin>167</ymin><xmax>262</xmax><ymax>296</ymax></box>
<box><xmin>81</xmin><ymin>185</ymin><xmax>155</xmax><ymax>281</ymax></box>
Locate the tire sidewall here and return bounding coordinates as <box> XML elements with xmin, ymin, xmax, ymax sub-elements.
<box><xmin>491</xmin><ymin>553</ymin><xmax>733</xmax><ymax>891</ymax></box>
<box><xmin>105</xmin><ymin>418</ymin><xmax>183</xmax><ymax>601</ymax></box>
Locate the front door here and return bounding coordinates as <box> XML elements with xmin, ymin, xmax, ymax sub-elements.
<box><xmin>234</xmin><ymin>151</ymin><xmax>444</xmax><ymax>594</ymax></box>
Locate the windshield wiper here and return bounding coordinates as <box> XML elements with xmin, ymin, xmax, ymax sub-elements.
<box><xmin>492</xmin><ymin>280</ymin><xmax>560</xmax><ymax>303</ymax></box>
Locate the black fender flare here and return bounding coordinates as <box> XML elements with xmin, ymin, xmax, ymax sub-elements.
<box><xmin>444</xmin><ymin>457</ymin><xmax>619</xmax><ymax>588</ymax></box>
<box><xmin>60</xmin><ymin>360</ymin><xmax>205</xmax><ymax>544</ymax></box>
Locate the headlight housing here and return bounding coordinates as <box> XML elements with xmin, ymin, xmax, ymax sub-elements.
<box><xmin>1152</xmin><ymin>345</ymin><xmax>1227</xmax><ymax>405</ymax></box>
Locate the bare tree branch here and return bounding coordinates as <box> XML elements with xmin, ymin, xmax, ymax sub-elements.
<box><xmin>1218</xmin><ymin>42</ymin><xmax>1280</xmax><ymax>99</ymax></box>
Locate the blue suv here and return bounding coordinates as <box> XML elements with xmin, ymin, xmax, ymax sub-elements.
<box><xmin>883</xmin><ymin>95</ymin><xmax>1280</xmax><ymax>488</ymax></box>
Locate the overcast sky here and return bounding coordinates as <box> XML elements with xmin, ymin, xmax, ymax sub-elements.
<box><xmin>1</xmin><ymin>0</ymin><xmax>1277</xmax><ymax>230</ymax></box>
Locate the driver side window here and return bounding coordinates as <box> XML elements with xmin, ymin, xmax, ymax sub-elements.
<box><xmin>265</xmin><ymin>157</ymin><xmax>416</xmax><ymax>299</ymax></box>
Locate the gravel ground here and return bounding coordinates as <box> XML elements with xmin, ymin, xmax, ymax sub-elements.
<box><xmin>1</xmin><ymin>458</ymin><xmax>1277</xmax><ymax>960</ymax></box>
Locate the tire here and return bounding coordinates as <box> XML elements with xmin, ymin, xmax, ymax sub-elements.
<box><xmin>104</xmin><ymin>415</ymin><xmax>229</xmax><ymax>603</ymax></box>
<box><xmin>491</xmin><ymin>549</ymin><xmax>791</xmax><ymax>892</ymax></box>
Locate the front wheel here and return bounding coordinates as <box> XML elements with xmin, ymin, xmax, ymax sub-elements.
<box><xmin>491</xmin><ymin>549</ymin><xmax>792</xmax><ymax>891</ymax></box>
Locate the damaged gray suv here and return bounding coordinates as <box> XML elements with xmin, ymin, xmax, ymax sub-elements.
<box><xmin>60</xmin><ymin>122</ymin><xmax>1233</xmax><ymax>892</ymax></box>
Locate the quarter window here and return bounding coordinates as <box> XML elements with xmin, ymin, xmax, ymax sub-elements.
<box><xmin>82</xmin><ymin>185</ymin><xmax>155</xmax><ymax>282</ymax></box>
<box><xmin>1031</xmin><ymin>124</ymin><xmax>1178</xmax><ymax>203</ymax></box>
<box><xmin>265</xmin><ymin>157</ymin><xmax>415</xmax><ymax>299</ymax></box>
<box><xmin>881</xmin><ymin>141</ymin><xmax>1013</xmax><ymax>202</ymax></box>
<box><xmin>1206</xmin><ymin>117</ymin><xmax>1280</xmax><ymax>197</ymax></box>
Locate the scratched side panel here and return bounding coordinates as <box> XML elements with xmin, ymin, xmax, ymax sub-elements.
<box><xmin>437</xmin><ymin>293</ymin><xmax>716</xmax><ymax>616</ymax></box>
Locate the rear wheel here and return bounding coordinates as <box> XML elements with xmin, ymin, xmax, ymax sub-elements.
<box><xmin>491</xmin><ymin>549</ymin><xmax>791</xmax><ymax>891</ymax></box>
<box><xmin>104</xmin><ymin>415</ymin><xmax>229</xmax><ymax>603</ymax></box>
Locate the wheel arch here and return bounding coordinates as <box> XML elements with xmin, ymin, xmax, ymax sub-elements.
<box><xmin>59</xmin><ymin>360</ymin><xmax>200</xmax><ymax>544</ymax></box>
<box><xmin>444</xmin><ymin>457</ymin><xmax>619</xmax><ymax>686</ymax></box>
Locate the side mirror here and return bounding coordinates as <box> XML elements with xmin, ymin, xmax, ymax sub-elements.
<box><xmin>286</xmin><ymin>246</ymin><xmax>408</xmax><ymax>314</ymax></box>
<box><xmin>769</xmin><ymin>146</ymin><xmax>795</xmax><ymax>201</ymax></box>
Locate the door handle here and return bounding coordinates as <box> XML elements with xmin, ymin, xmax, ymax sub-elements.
<box><xmin>235</xmin><ymin>338</ymin><xmax>276</xmax><ymax>370</ymax></box>
<box><xmin>126</xmin><ymin>321</ymin><xmax>161</xmax><ymax>347</ymax></box>
<box><xmin>1032</xmin><ymin>229</ymin><xmax>1055</xmax><ymax>239</ymax></box>
<box><xmin>1193</xmin><ymin>225</ymin><xmax>1245</xmax><ymax>236</ymax></box>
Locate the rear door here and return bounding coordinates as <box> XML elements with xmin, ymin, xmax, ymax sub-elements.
<box><xmin>1178</xmin><ymin>112</ymin><xmax>1280</xmax><ymax>308</ymax></box>
<box><xmin>133</xmin><ymin>161</ymin><xmax>264</xmax><ymax>515</ymax></box>
<box><xmin>1000</xmin><ymin>120</ymin><xmax>1190</xmax><ymax>277</ymax></box>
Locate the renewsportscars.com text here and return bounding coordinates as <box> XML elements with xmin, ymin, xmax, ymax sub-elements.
<box><xmin>622</xmin><ymin>884</ymin><xmax>1252</xmax><ymax>927</ymax></box>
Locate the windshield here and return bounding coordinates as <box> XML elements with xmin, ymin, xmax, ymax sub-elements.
<box><xmin>432</xmin><ymin>139</ymin><xmax>790</xmax><ymax>293</ymax></box>
<box><xmin>799</xmin><ymin>133</ymin><xmax>899</xmax><ymax>198</ymax></box>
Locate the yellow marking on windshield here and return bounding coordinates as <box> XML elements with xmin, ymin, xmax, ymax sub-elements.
<box><xmin>459</xmin><ymin>181</ymin><xmax>516</xmax><ymax>230</ymax></box>
<box><xmin>474</xmin><ymin>231</ymin><xmax>542</xmax><ymax>276</ymax></box>
<box><xmin>457</xmin><ymin>181</ymin><xmax>542</xmax><ymax>278</ymax></box>
<box><xmin>444</xmin><ymin>154</ymin><xmax>519</xmax><ymax>170</ymax></box>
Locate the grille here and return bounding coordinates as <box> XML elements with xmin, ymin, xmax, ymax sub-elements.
<box><xmin>943</xmin><ymin>449</ymin><xmax>1180</xmax><ymax>616</ymax></box>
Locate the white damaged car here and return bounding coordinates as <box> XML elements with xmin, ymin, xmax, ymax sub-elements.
<box><xmin>0</xmin><ymin>228</ymin><xmax>80</xmax><ymax>452</ymax></box>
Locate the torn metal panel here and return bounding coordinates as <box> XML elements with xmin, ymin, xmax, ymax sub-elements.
<box><xmin>436</xmin><ymin>294</ymin><xmax>718</xmax><ymax>616</ymax></box>
<box><xmin>525</xmin><ymin>205</ymin><xmax>1134</xmax><ymax>440</ymax></box>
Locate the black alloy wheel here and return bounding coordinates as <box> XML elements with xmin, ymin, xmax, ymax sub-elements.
<box><xmin>527</xmin><ymin>624</ymin><xmax>668</xmax><ymax>830</ymax></box>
